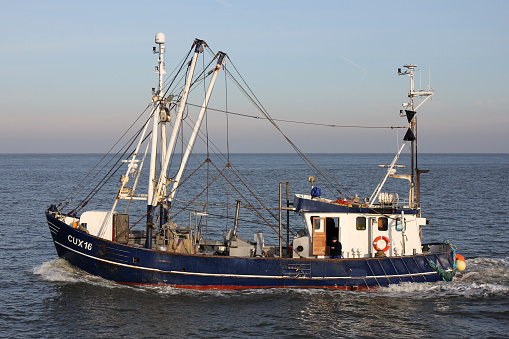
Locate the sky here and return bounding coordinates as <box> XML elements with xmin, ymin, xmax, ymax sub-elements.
<box><xmin>1</xmin><ymin>0</ymin><xmax>508</xmax><ymax>153</ymax></box>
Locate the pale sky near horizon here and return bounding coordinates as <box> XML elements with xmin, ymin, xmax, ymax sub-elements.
<box><xmin>1</xmin><ymin>0</ymin><xmax>508</xmax><ymax>153</ymax></box>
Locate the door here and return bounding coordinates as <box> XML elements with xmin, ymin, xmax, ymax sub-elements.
<box><xmin>312</xmin><ymin>217</ymin><xmax>326</xmax><ymax>255</ymax></box>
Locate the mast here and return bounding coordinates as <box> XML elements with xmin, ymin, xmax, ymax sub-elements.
<box><xmin>167</xmin><ymin>52</ymin><xmax>226</xmax><ymax>202</ymax></box>
<box><xmin>156</xmin><ymin>33</ymin><xmax>167</xmax><ymax>168</ymax></box>
<box><xmin>155</xmin><ymin>34</ymin><xmax>169</xmax><ymax>231</ymax></box>
<box><xmin>145</xmin><ymin>32</ymin><xmax>166</xmax><ymax>249</ymax></box>
<box><xmin>152</xmin><ymin>39</ymin><xmax>204</xmax><ymax>207</ymax></box>
<box><xmin>398</xmin><ymin>65</ymin><xmax>433</xmax><ymax>209</ymax></box>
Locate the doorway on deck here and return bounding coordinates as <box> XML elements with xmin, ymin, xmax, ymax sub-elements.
<box><xmin>312</xmin><ymin>217</ymin><xmax>340</xmax><ymax>256</ymax></box>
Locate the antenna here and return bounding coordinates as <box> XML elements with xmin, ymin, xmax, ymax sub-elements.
<box><xmin>419</xmin><ymin>69</ymin><xmax>422</xmax><ymax>91</ymax></box>
<box><xmin>428</xmin><ymin>67</ymin><xmax>432</xmax><ymax>92</ymax></box>
<box><xmin>398</xmin><ymin>64</ymin><xmax>433</xmax><ymax>110</ymax></box>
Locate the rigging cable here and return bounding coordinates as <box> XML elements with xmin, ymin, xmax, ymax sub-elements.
<box><xmin>72</xmin><ymin>122</ymin><xmax>150</xmax><ymax>215</ymax></box>
<box><xmin>157</xmin><ymin>109</ymin><xmax>286</xmax><ymax>231</ymax></box>
<box><xmin>162</xmin><ymin>43</ymin><xmax>194</xmax><ymax>99</ymax></box>
<box><xmin>209</xmin><ymin>160</ymin><xmax>295</xmax><ymax>246</ymax></box>
<box><xmin>223</xmin><ymin>58</ymin><xmax>352</xmax><ymax>199</ymax></box>
<box><xmin>162</xmin><ymin>55</ymin><xmax>294</xmax><ymax>225</ymax></box>
<box><xmin>185</xmin><ymin>103</ymin><xmax>405</xmax><ymax>129</ymax></box>
<box><xmin>171</xmin><ymin>108</ymin><xmax>282</xmax><ymax>224</ymax></box>
<box><xmin>59</xmin><ymin>102</ymin><xmax>153</xmax><ymax>211</ymax></box>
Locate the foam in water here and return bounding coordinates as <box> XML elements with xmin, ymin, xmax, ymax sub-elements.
<box><xmin>33</xmin><ymin>258</ymin><xmax>81</xmax><ymax>283</ymax></box>
<box><xmin>373</xmin><ymin>257</ymin><xmax>509</xmax><ymax>298</ymax></box>
<box><xmin>32</xmin><ymin>258</ymin><xmax>119</xmax><ymax>288</ymax></box>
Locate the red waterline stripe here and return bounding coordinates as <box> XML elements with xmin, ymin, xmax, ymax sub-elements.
<box><xmin>116</xmin><ymin>282</ymin><xmax>376</xmax><ymax>291</ymax></box>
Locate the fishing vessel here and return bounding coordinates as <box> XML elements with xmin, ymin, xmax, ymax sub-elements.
<box><xmin>45</xmin><ymin>33</ymin><xmax>465</xmax><ymax>290</ymax></box>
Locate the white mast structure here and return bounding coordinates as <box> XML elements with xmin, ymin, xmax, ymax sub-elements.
<box><xmin>145</xmin><ymin>32</ymin><xmax>167</xmax><ymax>248</ymax></box>
<box><xmin>167</xmin><ymin>52</ymin><xmax>226</xmax><ymax>202</ymax></box>
<box><xmin>369</xmin><ymin>65</ymin><xmax>433</xmax><ymax>209</ymax></box>
<box><xmin>151</xmin><ymin>40</ymin><xmax>205</xmax><ymax>209</ymax></box>
<box><xmin>398</xmin><ymin>64</ymin><xmax>433</xmax><ymax>209</ymax></box>
<box><xmin>100</xmin><ymin>35</ymin><xmax>166</xmax><ymax>241</ymax></box>
<box><xmin>155</xmin><ymin>34</ymin><xmax>168</xmax><ymax>188</ymax></box>
<box><xmin>145</xmin><ymin>38</ymin><xmax>205</xmax><ymax>248</ymax></box>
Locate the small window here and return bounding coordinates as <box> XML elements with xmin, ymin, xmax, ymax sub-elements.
<box><xmin>356</xmin><ymin>217</ymin><xmax>366</xmax><ymax>230</ymax></box>
<box><xmin>378</xmin><ymin>217</ymin><xmax>388</xmax><ymax>231</ymax></box>
<box><xmin>313</xmin><ymin>218</ymin><xmax>325</xmax><ymax>232</ymax></box>
<box><xmin>396</xmin><ymin>219</ymin><xmax>403</xmax><ymax>232</ymax></box>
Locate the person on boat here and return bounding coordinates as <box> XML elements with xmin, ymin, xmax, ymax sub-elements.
<box><xmin>330</xmin><ymin>237</ymin><xmax>342</xmax><ymax>258</ymax></box>
<box><xmin>326</xmin><ymin>218</ymin><xmax>337</xmax><ymax>246</ymax></box>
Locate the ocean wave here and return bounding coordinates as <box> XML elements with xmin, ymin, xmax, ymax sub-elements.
<box><xmin>32</xmin><ymin>258</ymin><xmax>119</xmax><ymax>289</ymax></box>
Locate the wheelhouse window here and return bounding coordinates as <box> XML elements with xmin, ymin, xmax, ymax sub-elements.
<box><xmin>378</xmin><ymin>217</ymin><xmax>388</xmax><ymax>231</ymax></box>
<box><xmin>396</xmin><ymin>219</ymin><xmax>403</xmax><ymax>231</ymax></box>
<box><xmin>356</xmin><ymin>217</ymin><xmax>366</xmax><ymax>230</ymax></box>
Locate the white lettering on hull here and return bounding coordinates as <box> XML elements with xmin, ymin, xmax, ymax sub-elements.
<box><xmin>68</xmin><ymin>235</ymin><xmax>93</xmax><ymax>251</ymax></box>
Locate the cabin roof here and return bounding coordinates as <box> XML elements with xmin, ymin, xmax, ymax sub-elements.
<box><xmin>294</xmin><ymin>194</ymin><xmax>419</xmax><ymax>215</ymax></box>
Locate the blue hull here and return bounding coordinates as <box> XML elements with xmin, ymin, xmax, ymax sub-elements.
<box><xmin>46</xmin><ymin>212</ymin><xmax>453</xmax><ymax>290</ymax></box>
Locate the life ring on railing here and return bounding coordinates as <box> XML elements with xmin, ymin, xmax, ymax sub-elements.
<box><xmin>373</xmin><ymin>236</ymin><xmax>390</xmax><ymax>252</ymax></box>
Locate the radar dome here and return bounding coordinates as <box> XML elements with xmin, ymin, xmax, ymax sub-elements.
<box><xmin>155</xmin><ymin>32</ymin><xmax>165</xmax><ymax>44</ymax></box>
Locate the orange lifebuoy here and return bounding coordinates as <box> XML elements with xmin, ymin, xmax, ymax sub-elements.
<box><xmin>373</xmin><ymin>236</ymin><xmax>390</xmax><ymax>252</ymax></box>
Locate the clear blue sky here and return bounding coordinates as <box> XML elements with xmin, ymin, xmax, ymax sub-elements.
<box><xmin>1</xmin><ymin>0</ymin><xmax>508</xmax><ymax>153</ymax></box>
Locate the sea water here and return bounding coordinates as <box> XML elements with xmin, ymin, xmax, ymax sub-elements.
<box><xmin>0</xmin><ymin>153</ymin><xmax>508</xmax><ymax>338</ymax></box>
